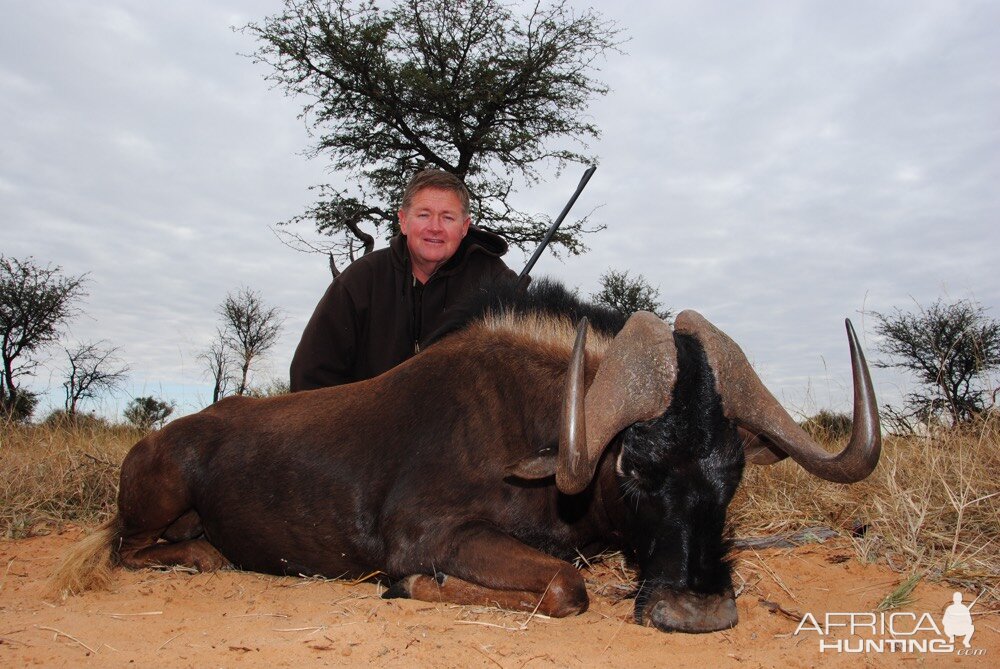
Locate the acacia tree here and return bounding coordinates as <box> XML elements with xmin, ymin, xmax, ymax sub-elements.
<box><xmin>218</xmin><ymin>288</ymin><xmax>284</xmax><ymax>397</ymax></box>
<box><xmin>0</xmin><ymin>255</ymin><xmax>87</xmax><ymax>420</ymax></box>
<box><xmin>591</xmin><ymin>269</ymin><xmax>671</xmax><ymax>320</ymax></box>
<box><xmin>124</xmin><ymin>396</ymin><xmax>175</xmax><ymax>430</ymax></box>
<box><xmin>243</xmin><ymin>0</ymin><xmax>622</xmax><ymax>273</ymax></box>
<box><xmin>199</xmin><ymin>329</ymin><xmax>234</xmax><ymax>403</ymax></box>
<box><xmin>63</xmin><ymin>341</ymin><xmax>129</xmax><ymax>417</ymax></box>
<box><xmin>873</xmin><ymin>298</ymin><xmax>1000</xmax><ymax>427</ymax></box>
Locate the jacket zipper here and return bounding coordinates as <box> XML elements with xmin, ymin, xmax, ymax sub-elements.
<box><xmin>412</xmin><ymin>275</ymin><xmax>422</xmax><ymax>354</ymax></box>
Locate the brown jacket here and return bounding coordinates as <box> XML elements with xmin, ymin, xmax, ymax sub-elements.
<box><xmin>289</xmin><ymin>228</ymin><xmax>515</xmax><ymax>391</ymax></box>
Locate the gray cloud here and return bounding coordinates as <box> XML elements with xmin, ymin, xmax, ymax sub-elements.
<box><xmin>3</xmin><ymin>1</ymin><xmax>997</xmax><ymax>419</ymax></box>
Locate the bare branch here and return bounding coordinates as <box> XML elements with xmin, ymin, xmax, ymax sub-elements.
<box><xmin>62</xmin><ymin>341</ymin><xmax>129</xmax><ymax>416</ymax></box>
<box><xmin>218</xmin><ymin>288</ymin><xmax>285</xmax><ymax>396</ymax></box>
<box><xmin>1</xmin><ymin>255</ymin><xmax>88</xmax><ymax>420</ymax></box>
<box><xmin>198</xmin><ymin>328</ymin><xmax>234</xmax><ymax>404</ymax></box>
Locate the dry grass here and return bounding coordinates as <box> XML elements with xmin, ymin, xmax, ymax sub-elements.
<box><xmin>2</xmin><ymin>416</ymin><xmax>998</xmax><ymax>604</ymax></box>
<box><xmin>730</xmin><ymin>415</ymin><xmax>1000</xmax><ymax>605</ymax></box>
<box><xmin>0</xmin><ymin>420</ymin><xmax>138</xmax><ymax>538</ymax></box>
<box><xmin>875</xmin><ymin>572</ymin><xmax>922</xmax><ymax>611</ymax></box>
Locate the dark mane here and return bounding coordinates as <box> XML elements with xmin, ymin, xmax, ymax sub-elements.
<box><xmin>428</xmin><ymin>276</ymin><xmax>627</xmax><ymax>346</ymax></box>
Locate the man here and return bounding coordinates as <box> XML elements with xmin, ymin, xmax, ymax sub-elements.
<box><xmin>290</xmin><ymin>169</ymin><xmax>516</xmax><ymax>391</ymax></box>
<box><xmin>942</xmin><ymin>592</ymin><xmax>975</xmax><ymax>648</ymax></box>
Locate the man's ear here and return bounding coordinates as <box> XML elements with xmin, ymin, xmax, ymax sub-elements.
<box><xmin>398</xmin><ymin>209</ymin><xmax>409</xmax><ymax>235</ymax></box>
<box><xmin>461</xmin><ymin>216</ymin><xmax>471</xmax><ymax>237</ymax></box>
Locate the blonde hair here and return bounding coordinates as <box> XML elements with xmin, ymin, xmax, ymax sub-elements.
<box><xmin>400</xmin><ymin>168</ymin><xmax>471</xmax><ymax>216</ymax></box>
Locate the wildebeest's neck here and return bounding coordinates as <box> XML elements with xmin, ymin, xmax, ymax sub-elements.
<box><xmin>426</xmin><ymin>276</ymin><xmax>627</xmax><ymax>346</ymax></box>
<box><xmin>410</xmin><ymin>313</ymin><xmax>609</xmax><ymax>453</ymax></box>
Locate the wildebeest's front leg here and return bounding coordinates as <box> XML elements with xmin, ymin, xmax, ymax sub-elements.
<box><xmin>384</xmin><ymin>523</ymin><xmax>588</xmax><ymax>617</ymax></box>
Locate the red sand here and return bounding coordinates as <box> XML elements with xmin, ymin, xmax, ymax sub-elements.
<box><xmin>1</xmin><ymin>526</ymin><xmax>995</xmax><ymax>667</ymax></box>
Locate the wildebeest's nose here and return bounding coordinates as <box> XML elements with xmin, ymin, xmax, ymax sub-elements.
<box><xmin>639</xmin><ymin>588</ymin><xmax>738</xmax><ymax>633</ymax></box>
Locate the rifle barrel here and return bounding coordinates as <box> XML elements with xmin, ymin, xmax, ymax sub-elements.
<box><xmin>516</xmin><ymin>165</ymin><xmax>597</xmax><ymax>287</ymax></box>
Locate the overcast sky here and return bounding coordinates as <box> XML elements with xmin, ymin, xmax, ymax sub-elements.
<box><xmin>3</xmin><ymin>0</ymin><xmax>998</xmax><ymax>420</ymax></box>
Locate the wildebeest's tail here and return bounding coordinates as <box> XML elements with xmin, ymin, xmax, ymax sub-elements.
<box><xmin>47</xmin><ymin>516</ymin><xmax>122</xmax><ymax>599</ymax></box>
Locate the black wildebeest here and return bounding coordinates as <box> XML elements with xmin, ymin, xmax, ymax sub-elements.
<box><xmin>53</xmin><ymin>280</ymin><xmax>880</xmax><ymax>633</ymax></box>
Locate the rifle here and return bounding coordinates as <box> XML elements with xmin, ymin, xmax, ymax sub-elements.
<box><xmin>516</xmin><ymin>165</ymin><xmax>597</xmax><ymax>290</ymax></box>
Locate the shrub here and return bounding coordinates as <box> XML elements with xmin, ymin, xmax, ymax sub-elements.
<box><xmin>123</xmin><ymin>396</ymin><xmax>175</xmax><ymax>431</ymax></box>
<box><xmin>800</xmin><ymin>409</ymin><xmax>852</xmax><ymax>441</ymax></box>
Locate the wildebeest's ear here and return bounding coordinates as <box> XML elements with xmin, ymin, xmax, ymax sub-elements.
<box><xmin>505</xmin><ymin>448</ymin><xmax>557</xmax><ymax>480</ymax></box>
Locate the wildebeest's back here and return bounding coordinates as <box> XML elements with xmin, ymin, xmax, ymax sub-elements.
<box><xmin>120</xmin><ymin>316</ymin><xmax>610</xmax><ymax>580</ymax></box>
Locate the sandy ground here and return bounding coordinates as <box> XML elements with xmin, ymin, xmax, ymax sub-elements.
<box><xmin>0</xmin><ymin>526</ymin><xmax>995</xmax><ymax>668</ymax></box>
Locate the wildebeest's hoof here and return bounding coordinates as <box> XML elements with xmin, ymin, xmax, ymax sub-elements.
<box><xmin>382</xmin><ymin>572</ymin><xmax>448</xmax><ymax>600</ymax></box>
<box><xmin>382</xmin><ymin>575</ymin><xmax>419</xmax><ymax>599</ymax></box>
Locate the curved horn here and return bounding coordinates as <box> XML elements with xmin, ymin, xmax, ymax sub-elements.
<box><xmin>674</xmin><ymin>310</ymin><xmax>881</xmax><ymax>483</ymax></box>
<box><xmin>556</xmin><ymin>318</ymin><xmax>589</xmax><ymax>492</ymax></box>
<box><xmin>557</xmin><ymin>312</ymin><xmax>678</xmax><ymax>494</ymax></box>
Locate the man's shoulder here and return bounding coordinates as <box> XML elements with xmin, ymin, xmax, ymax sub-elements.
<box><xmin>458</xmin><ymin>245</ymin><xmax>515</xmax><ymax>279</ymax></box>
<box><xmin>461</xmin><ymin>251</ymin><xmax>511</xmax><ymax>274</ymax></box>
<box><xmin>439</xmin><ymin>228</ymin><xmax>514</xmax><ymax>280</ymax></box>
<box><xmin>337</xmin><ymin>247</ymin><xmax>399</xmax><ymax>284</ymax></box>
<box><xmin>348</xmin><ymin>246</ymin><xmax>396</xmax><ymax>269</ymax></box>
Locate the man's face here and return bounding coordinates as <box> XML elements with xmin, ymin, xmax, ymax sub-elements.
<box><xmin>398</xmin><ymin>187</ymin><xmax>471</xmax><ymax>281</ymax></box>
